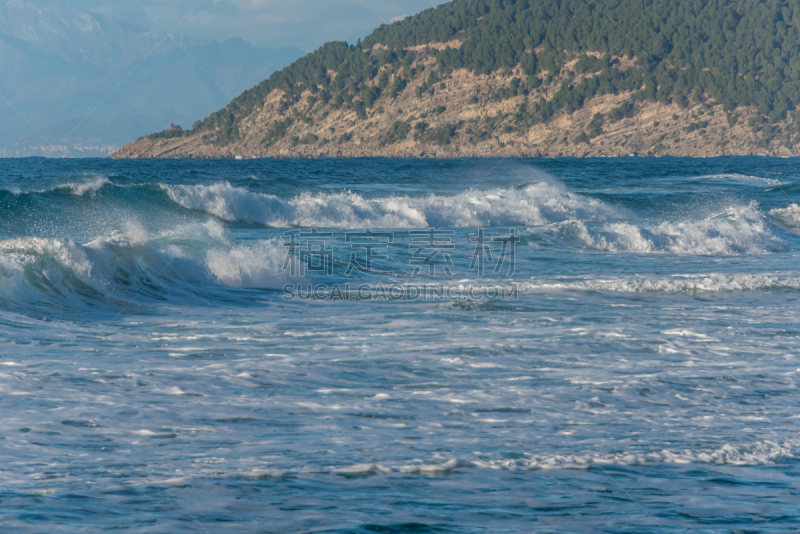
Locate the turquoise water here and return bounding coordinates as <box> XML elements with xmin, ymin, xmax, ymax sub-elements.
<box><xmin>1</xmin><ymin>157</ymin><xmax>799</xmax><ymax>532</ymax></box>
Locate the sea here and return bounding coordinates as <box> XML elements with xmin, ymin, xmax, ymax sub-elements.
<box><xmin>1</xmin><ymin>157</ymin><xmax>799</xmax><ymax>532</ymax></box>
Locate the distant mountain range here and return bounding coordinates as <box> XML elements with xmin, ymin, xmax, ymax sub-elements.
<box><xmin>0</xmin><ymin>0</ymin><xmax>303</xmax><ymax>156</ymax></box>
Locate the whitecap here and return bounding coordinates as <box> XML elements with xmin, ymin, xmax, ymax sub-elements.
<box><xmin>692</xmin><ymin>173</ymin><xmax>783</xmax><ymax>186</ymax></box>
<box><xmin>454</xmin><ymin>272</ymin><xmax>800</xmax><ymax>294</ymax></box>
<box><xmin>555</xmin><ymin>202</ymin><xmax>785</xmax><ymax>255</ymax></box>
<box><xmin>769</xmin><ymin>203</ymin><xmax>800</xmax><ymax>233</ymax></box>
<box><xmin>54</xmin><ymin>175</ymin><xmax>111</xmax><ymax>195</ymax></box>
<box><xmin>161</xmin><ymin>181</ymin><xmax>624</xmax><ymax>228</ymax></box>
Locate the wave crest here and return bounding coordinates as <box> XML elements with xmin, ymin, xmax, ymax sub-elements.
<box><xmin>56</xmin><ymin>175</ymin><xmax>111</xmax><ymax>196</ymax></box>
<box><xmin>769</xmin><ymin>203</ymin><xmax>800</xmax><ymax>233</ymax></box>
<box><xmin>558</xmin><ymin>202</ymin><xmax>785</xmax><ymax>255</ymax></box>
<box><xmin>161</xmin><ymin>181</ymin><xmax>624</xmax><ymax>228</ymax></box>
<box><xmin>692</xmin><ymin>173</ymin><xmax>783</xmax><ymax>186</ymax></box>
<box><xmin>0</xmin><ymin>222</ymin><xmax>290</xmax><ymax>311</ymax></box>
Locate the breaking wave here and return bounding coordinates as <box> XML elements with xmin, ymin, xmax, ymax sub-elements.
<box><xmin>160</xmin><ymin>184</ymin><xmax>786</xmax><ymax>255</ymax></box>
<box><xmin>161</xmin><ymin>181</ymin><xmax>624</xmax><ymax>228</ymax></box>
<box><xmin>2</xmin><ymin>176</ymin><xmax>797</xmax><ymax>312</ymax></box>
<box><xmin>53</xmin><ymin>175</ymin><xmax>112</xmax><ymax>196</ymax></box>
<box><xmin>553</xmin><ymin>202</ymin><xmax>786</xmax><ymax>255</ymax></box>
<box><xmin>0</xmin><ymin>221</ymin><xmax>289</xmax><ymax>312</ymax></box>
<box><xmin>769</xmin><ymin>203</ymin><xmax>800</xmax><ymax>233</ymax></box>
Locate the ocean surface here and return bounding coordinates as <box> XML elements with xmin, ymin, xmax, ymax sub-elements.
<box><xmin>1</xmin><ymin>157</ymin><xmax>799</xmax><ymax>532</ymax></box>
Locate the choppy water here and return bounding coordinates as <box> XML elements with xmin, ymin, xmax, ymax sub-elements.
<box><xmin>1</xmin><ymin>157</ymin><xmax>800</xmax><ymax>532</ymax></box>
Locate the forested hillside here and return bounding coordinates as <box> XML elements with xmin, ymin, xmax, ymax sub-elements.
<box><xmin>115</xmin><ymin>0</ymin><xmax>800</xmax><ymax>158</ymax></box>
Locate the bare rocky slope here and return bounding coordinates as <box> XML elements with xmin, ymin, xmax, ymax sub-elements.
<box><xmin>112</xmin><ymin>71</ymin><xmax>798</xmax><ymax>158</ymax></box>
<box><xmin>112</xmin><ymin>54</ymin><xmax>798</xmax><ymax>158</ymax></box>
<box><xmin>112</xmin><ymin>50</ymin><xmax>799</xmax><ymax>159</ymax></box>
<box><xmin>112</xmin><ymin>48</ymin><xmax>797</xmax><ymax>159</ymax></box>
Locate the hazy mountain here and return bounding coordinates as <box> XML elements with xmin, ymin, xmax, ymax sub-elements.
<box><xmin>0</xmin><ymin>0</ymin><xmax>303</xmax><ymax>156</ymax></box>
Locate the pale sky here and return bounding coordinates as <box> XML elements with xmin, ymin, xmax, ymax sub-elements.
<box><xmin>28</xmin><ymin>0</ymin><xmax>448</xmax><ymax>51</ymax></box>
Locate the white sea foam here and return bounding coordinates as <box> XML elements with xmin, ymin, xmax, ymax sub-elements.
<box><xmin>55</xmin><ymin>175</ymin><xmax>111</xmax><ymax>195</ymax></box>
<box><xmin>693</xmin><ymin>173</ymin><xmax>783</xmax><ymax>186</ymax></box>
<box><xmin>559</xmin><ymin>202</ymin><xmax>785</xmax><ymax>255</ymax></box>
<box><xmin>769</xmin><ymin>203</ymin><xmax>800</xmax><ymax>233</ymax></box>
<box><xmin>318</xmin><ymin>441</ymin><xmax>796</xmax><ymax>477</ymax></box>
<box><xmin>205</xmin><ymin>239</ymin><xmax>289</xmax><ymax>287</ymax></box>
<box><xmin>231</xmin><ymin>441</ymin><xmax>795</xmax><ymax>481</ymax></box>
<box><xmin>506</xmin><ymin>273</ymin><xmax>800</xmax><ymax>294</ymax></box>
<box><xmin>478</xmin><ymin>440</ymin><xmax>794</xmax><ymax>468</ymax></box>
<box><xmin>161</xmin><ymin>181</ymin><xmax>624</xmax><ymax>228</ymax></box>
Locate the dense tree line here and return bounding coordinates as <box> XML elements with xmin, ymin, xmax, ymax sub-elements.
<box><xmin>178</xmin><ymin>0</ymin><xmax>800</xmax><ymax>145</ymax></box>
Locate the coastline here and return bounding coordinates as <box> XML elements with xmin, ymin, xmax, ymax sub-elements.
<box><xmin>110</xmin><ymin>145</ymin><xmax>796</xmax><ymax>159</ymax></box>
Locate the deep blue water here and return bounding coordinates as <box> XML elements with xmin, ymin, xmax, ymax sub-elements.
<box><xmin>1</xmin><ymin>157</ymin><xmax>800</xmax><ymax>532</ymax></box>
